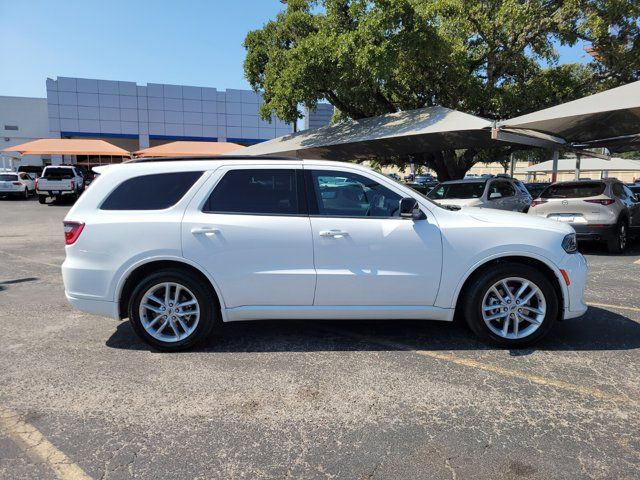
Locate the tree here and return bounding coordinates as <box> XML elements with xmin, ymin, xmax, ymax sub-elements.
<box><xmin>244</xmin><ymin>0</ymin><xmax>640</xmax><ymax>180</ymax></box>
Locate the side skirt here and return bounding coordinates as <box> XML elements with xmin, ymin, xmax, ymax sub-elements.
<box><xmin>224</xmin><ymin>305</ymin><xmax>455</xmax><ymax>322</ymax></box>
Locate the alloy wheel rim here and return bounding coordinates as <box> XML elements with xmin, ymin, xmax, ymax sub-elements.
<box><xmin>139</xmin><ymin>282</ymin><xmax>200</xmax><ymax>343</ymax></box>
<box><xmin>481</xmin><ymin>277</ymin><xmax>546</xmax><ymax>340</ymax></box>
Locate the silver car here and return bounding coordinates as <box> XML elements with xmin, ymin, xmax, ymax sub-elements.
<box><xmin>427</xmin><ymin>177</ymin><xmax>532</xmax><ymax>212</ymax></box>
<box><xmin>528</xmin><ymin>179</ymin><xmax>640</xmax><ymax>253</ymax></box>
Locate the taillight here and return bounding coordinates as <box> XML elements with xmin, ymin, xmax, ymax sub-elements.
<box><xmin>584</xmin><ymin>199</ymin><xmax>615</xmax><ymax>205</ymax></box>
<box><xmin>530</xmin><ymin>200</ymin><xmax>547</xmax><ymax>207</ymax></box>
<box><xmin>12</xmin><ymin>182</ymin><xmax>22</xmax><ymax>185</ymax></box>
<box><xmin>35</xmin><ymin>178</ymin><xmax>39</xmax><ymax>189</ymax></box>
<box><xmin>70</xmin><ymin>179</ymin><xmax>75</xmax><ymax>189</ymax></box>
<box><xmin>63</xmin><ymin>221</ymin><xmax>85</xmax><ymax>245</ymax></box>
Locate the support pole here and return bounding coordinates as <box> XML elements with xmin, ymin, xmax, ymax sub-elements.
<box><xmin>509</xmin><ymin>153</ymin><xmax>515</xmax><ymax>178</ymax></box>
<box><xmin>574</xmin><ymin>153</ymin><xmax>582</xmax><ymax>181</ymax></box>
<box><xmin>551</xmin><ymin>149</ymin><xmax>559</xmax><ymax>183</ymax></box>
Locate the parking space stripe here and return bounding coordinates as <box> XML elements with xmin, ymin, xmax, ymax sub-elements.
<box><xmin>0</xmin><ymin>406</ymin><xmax>92</xmax><ymax>480</ymax></box>
<box><xmin>0</xmin><ymin>250</ymin><xmax>60</xmax><ymax>268</ymax></box>
<box><xmin>634</xmin><ymin>258</ymin><xmax>640</xmax><ymax>265</ymax></box>
<box><xmin>588</xmin><ymin>302</ymin><xmax>640</xmax><ymax>313</ymax></box>
<box><xmin>325</xmin><ymin>329</ymin><xmax>633</xmax><ymax>405</ymax></box>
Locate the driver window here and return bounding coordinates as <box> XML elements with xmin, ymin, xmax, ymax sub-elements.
<box><xmin>310</xmin><ymin>170</ymin><xmax>402</xmax><ymax>217</ymax></box>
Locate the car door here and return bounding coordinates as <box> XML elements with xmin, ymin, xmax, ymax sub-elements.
<box><xmin>181</xmin><ymin>165</ymin><xmax>316</xmax><ymax>308</ymax></box>
<box><xmin>621</xmin><ymin>184</ymin><xmax>640</xmax><ymax>231</ymax></box>
<box><xmin>305</xmin><ymin>167</ymin><xmax>442</xmax><ymax>306</ymax></box>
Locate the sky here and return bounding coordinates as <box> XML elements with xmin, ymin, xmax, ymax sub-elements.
<box><xmin>1</xmin><ymin>0</ymin><xmax>589</xmax><ymax>99</ymax></box>
<box><xmin>1</xmin><ymin>0</ymin><xmax>285</xmax><ymax>97</ymax></box>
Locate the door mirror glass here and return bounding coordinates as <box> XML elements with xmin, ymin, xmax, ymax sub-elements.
<box><xmin>399</xmin><ymin>197</ymin><xmax>423</xmax><ymax>219</ymax></box>
<box><xmin>489</xmin><ymin>192</ymin><xmax>502</xmax><ymax>200</ymax></box>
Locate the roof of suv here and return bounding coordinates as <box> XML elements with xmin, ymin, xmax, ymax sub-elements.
<box><xmin>125</xmin><ymin>155</ymin><xmax>300</xmax><ymax>164</ymax></box>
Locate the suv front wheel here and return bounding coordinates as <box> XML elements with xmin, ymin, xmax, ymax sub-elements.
<box><xmin>128</xmin><ymin>269</ymin><xmax>218</xmax><ymax>351</ymax></box>
<box><xmin>463</xmin><ymin>263</ymin><xmax>559</xmax><ymax>347</ymax></box>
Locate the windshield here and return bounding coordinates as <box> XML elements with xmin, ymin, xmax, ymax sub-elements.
<box><xmin>43</xmin><ymin>167</ymin><xmax>74</xmax><ymax>179</ymax></box>
<box><xmin>0</xmin><ymin>174</ymin><xmax>18</xmax><ymax>181</ymax></box>
<box><xmin>541</xmin><ymin>182</ymin><xmax>605</xmax><ymax>199</ymax></box>
<box><xmin>428</xmin><ymin>182</ymin><xmax>485</xmax><ymax>199</ymax></box>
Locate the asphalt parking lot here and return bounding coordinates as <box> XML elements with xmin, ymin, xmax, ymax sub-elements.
<box><xmin>1</xmin><ymin>198</ymin><xmax>639</xmax><ymax>479</ymax></box>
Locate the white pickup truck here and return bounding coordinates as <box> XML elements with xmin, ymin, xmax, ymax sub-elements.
<box><xmin>36</xmin><ymin>166</ymin><xmax>84</xmax><ymax>204</ymax></box>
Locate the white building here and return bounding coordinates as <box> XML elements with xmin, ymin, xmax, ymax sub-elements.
<box><xmin>0</xmin><ymin>96</ymin><xmax>49</xmax><ymax>167</ymax></box>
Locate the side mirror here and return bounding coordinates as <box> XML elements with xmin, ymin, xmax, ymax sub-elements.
<box><xmin>399</xmin><ymin>197</ymin><xmax>424</xmax><ymax>219</ymax></box>
<box><xmin>489</xmin><ymin>192</ymin><xmax>502</xmax><ymax>200</ymax></box>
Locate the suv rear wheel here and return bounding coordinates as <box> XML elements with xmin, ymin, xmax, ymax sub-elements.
<box><xmin>463</xmin><ymin>263</ymin><xmax>559</xmax><ymax>347</ymax></box>
<box><xmin>128</xmin><ymin>269</ymin><xmax>218</xmax><ymax>351</ymax></box>
<box><xmin>607</xmin><ymin>218</ymin><xmax>627</xmax><ymax>254</ymax></box>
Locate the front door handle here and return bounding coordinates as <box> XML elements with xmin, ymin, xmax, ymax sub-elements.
<box><xmin>319</xmin><ymin>230</ymin><xmax>349</xmax><ymax>238</ymax></box>
<box><xmin>191</xmin><ymin>226</ymin><xmax>220</xmax><ymax>235</ymax></box>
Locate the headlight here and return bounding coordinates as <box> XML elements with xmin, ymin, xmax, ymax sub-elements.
<box><xmin>562</xmin><ymin>233</ymin><xmax>577</xmax><ymax>253</ymax></box>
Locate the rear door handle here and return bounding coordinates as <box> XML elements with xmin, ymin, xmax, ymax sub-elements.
<box><xmin>319</xmin><ymin>230</ymin><xmax>349</xmax><ymax>238</ymax></box>
<box><xmin>191</xmin><ymin>226</ymin><xmax>220</xmax><ymax>235</ymax></box>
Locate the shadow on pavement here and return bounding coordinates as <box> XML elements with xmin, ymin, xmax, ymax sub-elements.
<box><xmin>106</xmin><ymin>306</ymin><xmax>640</xmax><ymax>354</ymax></box>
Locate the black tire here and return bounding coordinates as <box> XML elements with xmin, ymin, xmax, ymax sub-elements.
<box><xmin>606</xmin><ymin>218</ymin><xmax>628</xmax><ymax>254</ymax></box>
<box><xmin>38</xmin><ymin>195</ymin><xmax>47</xmax><ymax>204</ymax></box>
<box><xmin>462</xmin><ymin>263</ymin><xmax>559</xmax><ymax>348</ymax></box>
<box><xmin>128</xmin><ymin>268</ymin><xmax>219</xmax><ymax>351</ymax></box>
<box><xmin>23</xmin><ymin>188</ymin><xmax>29</xmax><ymax>199</ymax></box>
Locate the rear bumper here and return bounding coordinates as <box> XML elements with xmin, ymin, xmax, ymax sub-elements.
<box><xmin>571</xmin><ymin>223</ymin><xmax>617</xmax><ymax>241</ymax></box>
<box><xmin>37</xmin><ymin>189</ymin><xmax>75</xmax><ymax>196</ymax></box>
<box><xmin>65</xmin><ymin>292</ymin><xmax>119</xmax><ymax>319</ymax></box>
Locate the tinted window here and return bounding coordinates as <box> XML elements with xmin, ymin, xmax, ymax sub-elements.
<box><xmin>0</xmin><ymin>174</ymin><xmax>18</xmax><ymax>181</ymax></box>
<box><xmin>490</xmin><ymin>180</ymin><xmax>515</xmax><ymax>198</ymax></box>
<box><xmin>205</xmin><ymin>169</ymin><xmax>300</xmax><ymax>215</ymax></box>
<box><xmin>101</xmin><ymin>171</ymin><xmax>203</xmax><ymax>210</ymax></box>
<box><xmin>541</xmin><ymin>182</ymin><xmax>605</xmax><ymax>199</ymax></box>
<box><xmin>43</xmin><ymin>167</ymin><xmax>75</xmax><ymax>179</ymax></box>
<box><xmin>427</xmin><ymin>182</ymin><xmax>485</xmax><ymax>200</ymax></box>
<box><xmin>309</xmin><ymin>170</ymin><xmax>402</xmax><ymax>217</ymax></box>
<box><xmin>612</xmin><ymin>183</ymin><xmax>625</xmax><ymax>198</ymax></box>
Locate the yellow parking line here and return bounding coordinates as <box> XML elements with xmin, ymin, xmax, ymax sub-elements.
<box><xmin>325</xmin><ymin>330</ymin><xmax>633</xmax><ymax>405</ymax></box>
<box><xmin>634</xmin><ymin>258</ymin><xmax>640</xmax><ymax>265</ymax></box>
<box><xmin>588</xmin><ymin>302</ymin><xmax>640</xmax><ymax>313</ymax></box>
<box><xmin>0</xmin><ymin>406</ymin><xmax>91</xmax><ymax>480</ymax></box>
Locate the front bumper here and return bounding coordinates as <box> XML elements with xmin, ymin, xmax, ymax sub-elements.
<box><xmin>559</xmin><ymin>253</ymin><xmax>589</xmax><ymax>319</ymax></box>
<box><xmin>571</xmin><ymin>223</ymin><xmax>617</xmax><ymax>241</ymax></box>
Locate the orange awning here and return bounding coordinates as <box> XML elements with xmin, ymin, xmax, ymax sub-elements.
<box><xmin>2</xmin><ymin>139</ymin><xmax>130</xmax><ymax>156</ymax></box>
<box><xmin>133</xmin><ymin>141</ymin><xmax>244</xmax><ymax>158</ymax></box>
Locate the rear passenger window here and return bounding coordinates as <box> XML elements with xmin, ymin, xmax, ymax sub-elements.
<box><xmin>101</xmin><ymin>172</ymin><xmax>203</xmax><ymax>210</ymax></box>
<box><xmin>204</xmin><ymin>169</ymin><xmax>300</xmax><ymax>215</ymax></box>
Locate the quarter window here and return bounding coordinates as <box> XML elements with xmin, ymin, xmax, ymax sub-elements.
<box><xmin>490</xmin><ymin>181</ymin><xmax>515</xmax><ymax>198</ymax></box>
<box><xmin>204</xmin><ymin>169</ymin><xmax>301</xmax><ymax>215</ymax></box>
<box><xmin>308</xmin><ymin>170</ymin><xmax>402</xmax><ymax>217</ymax></box>
<box><xmin>101</xmin><ymin>171</ymin><xmax>203</xmax><ymax>210</ymax></box>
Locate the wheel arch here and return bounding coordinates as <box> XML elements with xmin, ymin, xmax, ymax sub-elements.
<box><xmin>453</xmin><ymin>255</ymin><xmax>565</xmax><ymax>320</ymax></box>
<box><xmin>116</xmin><ymin>257</ymin><xmax>225</xmax><ymax>321</ymax></box>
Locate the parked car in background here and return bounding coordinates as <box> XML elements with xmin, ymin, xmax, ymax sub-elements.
<box><xmin>414</xmin><ymin>174</ymin><xmax>435</xmax><ymax>185</ymax></box>
<box><xmin>386</xmin><ymin>173</ymin><xmax>401</xmax><ymax>181</ymax></box>
<box><xmin>0</xmin><ymin>172</ymin><xmax>36</xmax><ymax>199</ymax></box>
<box><xmin>627</xmin><ymin>184</ymin><xmax>640</xmax><ymax>200</ymax></box>
<box><xmin>427</xmin><ymin>177</ymin><xmax>532</xmax><ymax>212</ymax></box>
<box><xmin>525</xmin><ymin>182</ymin><xmax>551</xmax><ymax>199</ymax></box>
<box><xmin>62</xmin><ymin>156</ymin><xmax>586</xmax><ymax>351</ymax></box>
<box><xmin>529</xmin><ymin>179</ymin><xmax>640</xmax><ymax>253</ymax></box>
<box><xmin>36</xmin><ymin>166</ymin><xmax>85</xmax><ymax>204</ymax></box>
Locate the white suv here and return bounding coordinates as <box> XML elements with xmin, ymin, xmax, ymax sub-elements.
<box><xmin>62</xmin><ymin>157</ymin><xmax>588</xmax><ymax>350</ymax></box>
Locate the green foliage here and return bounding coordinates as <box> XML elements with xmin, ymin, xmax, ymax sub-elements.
<box><xmin>244</xmin><ymin>0</ymin><xmax>640</xmax><ymax>179</ymax></box>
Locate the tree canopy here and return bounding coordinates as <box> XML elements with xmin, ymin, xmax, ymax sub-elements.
<box><xmin>244</xmin><ymin>0</ymin><xmax>640</xmax><ymax>179</ymax></box>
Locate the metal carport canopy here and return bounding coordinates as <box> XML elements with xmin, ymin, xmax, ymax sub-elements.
<box><xmin>242</xmin><ymin>106</ymin><xmax>513</xmax><ymax>160</ymax></box>
<box><xmin>496</xmin><ymin>80</ymin><xmax>640</xmax><ymax>152</ymax></box>
<box><xmin>519</xmin><ymin>157</ymin><xmax>640</xmax><ymax>173</ymax></box>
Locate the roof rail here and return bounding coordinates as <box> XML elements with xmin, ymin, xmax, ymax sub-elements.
<box><xmin>125</xmin><ymin>154</ymin><xmax>301</xmax><ymax>164</ymax></box>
